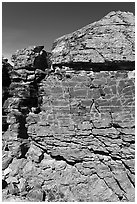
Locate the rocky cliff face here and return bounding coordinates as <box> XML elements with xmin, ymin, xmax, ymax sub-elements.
<box><xmin>2</xmin><ymin>11</ymin><xmax>135</xmax><ymax>202</ymax></box>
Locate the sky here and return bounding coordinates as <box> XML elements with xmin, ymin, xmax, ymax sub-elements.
<box><xmin>2</xmin><ymin>2</ymin><xmax>135</xmax><ymax>64</ymax></box>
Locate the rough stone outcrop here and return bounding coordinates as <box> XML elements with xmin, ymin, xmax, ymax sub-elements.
<box><xmin>2</xmin><ymin>46</ymin><xmax>50</xmax><ymax>201</ymax></box>
<box><xmin>2</xmin><ymin>11</ymin><xmax>135</xmax><ymax>202</ymax></box>
<box><xmin>52</xmin><ymin>11</ymin><xmax>135</xmax><ymax>65</ymax></box>
<box><xmin>2</xmin><ymin>57</ymin><xmax>12</xmax><ymax>103</ymax></box>
<box><xmin>3</xmin><ymin>45</ymin><xmax>49</xmax><ymax>141</ymax></box>
<box><xmin>2</xmin><ymin>57</ymin><xmax>12</xmax><ymax>133</ymax></box>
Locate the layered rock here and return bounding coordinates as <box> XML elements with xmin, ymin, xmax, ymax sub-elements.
<box><xmin>3</xmin><ymin>46</ymin><xmax>48</xmax><ymax>141</ymax></box>
<box><xmin>2</xmin><ymin>46</ymin><xmax>51</xmax><ymax>201</ymax></box>
<box><xmin>28</xmin><ymin>69</ymin><xmax>135</xmax><ymax>202</ymax></box>
<box><xmin>2</xmin><ymin>11</ymin><xmax>135</xmax><ymax>202</ymax></box>
<box><xmin>2</xmin><ymin>57</ymin><xmax>12</xmax><ymax>133</ymax></box>
<box><xmin>2</xmin><ymin>57</ymin><xmax>12</xmax><ymax>104</ymax></box>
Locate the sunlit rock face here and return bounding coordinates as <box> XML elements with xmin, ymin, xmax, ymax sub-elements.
<box><xmin>52</xmin><ymin>11</ymin><xmax>135</xmax><ymax>65</ymax></box>
<box><xmin>2</xmin><ymin>11</ymin><xmax>135</xmax><ymax>202</ymax></box>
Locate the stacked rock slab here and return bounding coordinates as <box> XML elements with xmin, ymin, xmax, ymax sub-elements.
<box><xmin>2</xmin><ymin>11</ymin><xmax>135</xmax><ymax>202</ymax></box>
<box><xmin>2</xmin><ymin>57</ymin><xmax>12</xmax><ymax>105</ymax></box>
<box><xmin>3</xmin><ymin>46</ymin><xmax>48</xmax><ymax>141</ymax></box>
<box><xmin>2</xmin><ymin>57</ymin><xmax>12</xmax><ymax>133</ymax></box>
<box><xmin>2</xmin><ymin>46</ymin><xmax>50</xmax><ymax>201</ymax></box>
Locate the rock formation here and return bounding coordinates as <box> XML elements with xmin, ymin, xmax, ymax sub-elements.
<box><xmin>52</xmin><ymin>11</ymin><xmax>135</xmax><ymax>64</ymax></box>
<box><xmin>2</xmin><ymin>57</ymin><xmax>12</xmax><ymax>131</ymax></box>
<box><xmin>2</xmin><ymin>11</ymin><xmax>135</xmax><ymax>202</ymax></box>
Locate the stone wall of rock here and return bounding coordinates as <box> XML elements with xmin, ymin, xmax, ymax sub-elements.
<box><xmin>26</xmin><ymin>67</ymin><xmax>135</xmax><ymax>202</ymax></box>
<box><xmin>2</xmin><ymin>11</ymin><xmax>135</xmax><ymax>202</ymax></box>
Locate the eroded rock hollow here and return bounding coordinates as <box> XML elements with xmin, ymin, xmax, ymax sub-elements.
<box><xmin>2</xmin><ymin>11</ymin><xmax>135</xmax><ymax>202</ymax></box>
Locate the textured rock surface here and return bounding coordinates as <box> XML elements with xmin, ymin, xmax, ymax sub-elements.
<box><xmin>52</xmin><ymin>11</ymin><xmax>135</xmax><ymax>65</ymax></box>
<box><xmin>2</xmin><ymin>57</ymin><xmax>13</xmax><ymax>134</ymax></box>
<box><xmin>2</xmin><ymin>11</ymin><xmax>135</xmax><ymax>202</ymax></box>
<box><xmin>2</xmin><ymin>46</ymin><xmax>50</xmax><ymax>201</ymax></box>
<box><xmin>2</xmin><ymin>57</ymin><xmax>12</xmax><ymax>104</ymax></box>
<box><xmin>2</xmin><ymin>46</ymin><xmax>49</xmax><ymax>149</ymax></box>
<box><xmin>27</xmin><ymin>69</ymin><xmax>135</xmax><ymax>202</ymax></box>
